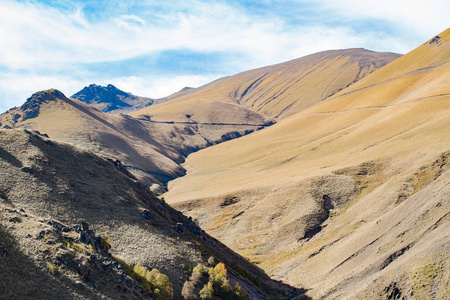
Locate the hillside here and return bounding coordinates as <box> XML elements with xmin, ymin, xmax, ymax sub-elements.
<box><xmin>162</xmin><ymin>29</ymin><xmax>450</xmax><ymax>299</ymax></box>
<box><xmin>0</xmin><ymin>90</ymin><xmax>186</xmax><ymax>193</ymax></box>
<box><xmin>0</xmin><ymin>90</ymin><xmax>270</xmax><ymax>194</ymax></box>
<box><xmin>131</xmin><ymin>49</ymin><xmax>399</xmax><ymax>122</ymax></box>
<box><xmin>71</xmin><ymin>84</ymin><xmax>157</xmax><ymax>114</ymax></box>
<box><xmin>0</xmin><ymin>49</ymin><xmax>396</xmax><ymax>195</ymax></box>
<box><xmin>0</xmin><ymin>129</ymin><xmax>304</xmax><ymax>299</ymax></box>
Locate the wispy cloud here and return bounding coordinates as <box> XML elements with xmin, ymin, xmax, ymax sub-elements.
<box><xmin>0</xmin><ymin>0</ymin><xmax>448</xmax><ymax>113</ymax></box>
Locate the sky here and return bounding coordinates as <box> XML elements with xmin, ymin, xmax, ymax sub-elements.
<box><xmin>0</xmin><ymin>0</ymin><xmax>449</xmax><ymax>113</ymax></box>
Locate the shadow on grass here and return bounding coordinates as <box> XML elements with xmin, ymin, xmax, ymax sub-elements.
<box><xmin>0</xmin><ymin>224</ymin><xmax>100</xmax><ymax>299</ymax></box>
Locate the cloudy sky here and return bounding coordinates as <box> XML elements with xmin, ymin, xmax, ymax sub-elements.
<box><xmin>0</xmin><ymin>0</ymin><xmax>448</xmax><ymax>113</ymax></box>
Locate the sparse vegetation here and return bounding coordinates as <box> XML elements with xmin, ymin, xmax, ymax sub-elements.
<box><xmin>47</xmin><ymin>262</ymin><xmax>58</xmax><ymax>275</ymax></box>
<box><xmin>61</xmin><ymin>239</ymin><xmax>86</xmax><ymax>254</ymax></box>
<box><xmin>181</xmin><ymin>281</ymin><xmax>196</xmax><ymax>299</ymax></box>
<box><xmin>182</xmin><ymin>262</ymin><xmax>248</xmax><ymax>300</ymax></box>
<box><xmin>131</xmin><ymin>263</ymin><xmax>174</xmax><ymax>299</ymax></box>
<box><xmin>410</xmin><ymin>256</ymin><xmax>445</xmax><ymax>299</ymax></box>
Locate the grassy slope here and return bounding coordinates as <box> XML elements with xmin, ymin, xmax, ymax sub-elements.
<box><xmin>163</xmin><ymin>29</ymin><xmax>450</xmax><ymax>298</ymax></box>
<box><xmin>132</xmin><ymin>49</ymin><xmax>399</xmax><ymax>122</ymax></box>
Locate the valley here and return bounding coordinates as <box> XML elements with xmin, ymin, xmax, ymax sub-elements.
<box><xmin>1</xmin><ymin>27</ymin><xmax>449</xmax><ymax>300</ymax></box>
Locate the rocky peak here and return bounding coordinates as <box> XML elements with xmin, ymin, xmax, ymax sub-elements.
<box><xmin>21</xmin><ymin>89</ymin><xmax>66</xmax><ymax>110</ymax></box>
<box><xmin>17</xmin><ymin>89</ymin><xmax>67</xmax><ymax>122</ymax></box>
<box><xmin>71</xmin><ymin>84</ymin><xmax>155</xmax><ymax>113</ymax></box>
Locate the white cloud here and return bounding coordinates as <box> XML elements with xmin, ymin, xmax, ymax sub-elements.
<box><xmin>100</xmin><ymin>74</ymin><xmax>221</xmax><ymax>99</ymax></box>
<box><xmin>0</xmin><ymin>74</ymin><xmax>85</xmax><ymax>113</ymax></box>
<box><xmin>115</xmin><ymin>15</ymin><xmax>146</xmax><ymax>32</ymax></box>
<box><xmin>0</xmin><ymin>0</ymin><xmax>448</xmax><ymax>111</ymax></box>
<box><xmin>317</xmin><ymin>0</ymin><xmax>449</xmax><ymax>40</ymax></box>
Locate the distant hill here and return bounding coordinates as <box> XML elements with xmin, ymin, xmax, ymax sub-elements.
<box><xmin>132</xmin><ymin>48</ymin><xmax>400</xmax><ymax>123</ymax></box>
<box><xmin>163</xmin><ymin>29</ymin><xmax>450</xmax><ymax>299</ymax></box>
<box><xmin>71</xmin><ymin>84</ymin><xmax>159</xmax><ymax>114</ymax></box>
<box><xmin>0</xmin><ymin>129</ymin><xmax>299</xmax><ymax>299</ymax></box>
<box><xmin>0</xmin><ymin>89</ymin><xmax>271</xmax><ymax>194</ymax></box>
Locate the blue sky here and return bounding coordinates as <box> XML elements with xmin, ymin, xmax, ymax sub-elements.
<box><xmin>0</xmin><ymin>0</ymin><xmax>449</xmax><ymax>113</ymax></box>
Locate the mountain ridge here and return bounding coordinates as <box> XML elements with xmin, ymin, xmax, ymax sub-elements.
<box><xmin>162</xmin><ymin>29</ymin><xmax>450</xmax><ymax>299</ymax></box>
<box><xmin>132</xmin><ymin>48</ymin><xmax>400</xmax><ymax>123</ymax></box>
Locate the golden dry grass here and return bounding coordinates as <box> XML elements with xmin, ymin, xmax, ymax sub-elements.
<box><xmin>164</xmin><ymin>28</ymin><xmax>450</xmax><ymax>298</ymax></box>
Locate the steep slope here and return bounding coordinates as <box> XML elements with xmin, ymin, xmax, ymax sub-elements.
<box><xmin>0</xmin><ymin>129</ymin><xmax>304</xmax><ymax>299</ymax></box>
<box><xmin>163</xmin><ymin>29</ymin><xmax>450</xmax><ymax>298</ymax></box>
<box><xmin>0</xmin><ymin>90</ymin><xmax>273</xmax><ymax>194</ymax></box>
<box><xmin>71</xmin><ymin>84</ymin><xmax>157</xmax><ymax>114</ymax></box>
<box><xmin>132</xmin><ymin>49</ymin><xmax>399</xmax><ymax>123</ymax></box>
<box><xmin>0</xmin><ymin>90</ymin><xmax>186</xmax><ymax>193</ymax></box>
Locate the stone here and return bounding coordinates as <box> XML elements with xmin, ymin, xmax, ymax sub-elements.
<box><xmin>140</xmin><ymin>210</ymin><xmax>153</xmax><ymax>220</ymax></box>
<box><xmin>0</xmin><ymin>245</ymin><xmax>6</xmax><ymax>257</ymax></box>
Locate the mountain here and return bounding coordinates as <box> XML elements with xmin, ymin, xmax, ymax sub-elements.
<box><xmin>0</xmin><ymin>89</ymin><xmax>186</xmax><ymax>193</ymax></box>
<box><xmin>0</xmin><ymin>88</ymin><xmax>277</xmax><ymax>194</ymax></box>
<box><xmin>71</xmin><ymin>84</ymin><xmax>158</xmax><ymax>114</ymax></box>
<box><xmin>1</xmin><ymin>49</ymin><xmax>395</xmax><ymax>195</ymax></box>
<box><xmin>0</xmin><ymin>129</ymin><xmax>303</xmax><ymax>299</ymax></box>
<box><xmin>162</xmin><ymin>29</ymin><xmax>450</xmax><ymax>299</ymax></box>
<box><xmin>131</xmin><ymin>49</ymin><xmax>400</xmax><ymax>123</ymax></box>
<box><xmin>0</xmin><ymin>46</ymin><xmax>420</xmax><ymax>299</ymax></box>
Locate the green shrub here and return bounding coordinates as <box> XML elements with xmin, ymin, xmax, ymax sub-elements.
<box><xmin>146</xmin><ymin>268</ymin><xmax>173</xmax><ymax>300</ymax></box>
<box><xmin>199</xmin><ymin>282</ymin><xmax>213</xmax><ymax>300</ymax></box>
<box><xmin>131</xmin><ymin>263</ymin><xmax>173</xmax><ymax>299</ymax></box>
<box><xmin>47</xmin><ymin>262</ymin><xmax>58</xmax><ymax>275</ymax></box>
<box><xmin>100</xmin><ymin>235</ymin><xmax>111</xmax><ymax>251</ymax></box>
<box><xmin>62</xmin><ymin>239</ymin><xmax>86</xmax><ymax>254</ymax></box>
<box><xmin>111</xmin><ymin>254</ymin><xmax>134</xmax><ymax>275</ymax></box>
<box><xmin>190</xmin><ymin>262</ymin><xmax>249</xmax><ymax>299</ymax></box>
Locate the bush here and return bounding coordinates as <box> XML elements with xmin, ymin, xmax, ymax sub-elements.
<box><xmin>100</xmin><ymin>235</ymin><xmax>111</xmax><ymax>251</ymax></box>
<box><xmin>207</xmin><ymin>256</ymin><xmax>215</xmax><ymax>266</ymax></box>
<box><xmin>47</xmin><ymin>262</ymin><xmax>58</xmax><ymax>275</ymax></box>
<box><xmin>189</xmin><ymin>262</ymin><xmax>249</xmax><ymax>299</ymax></box>
<box><xmin>146</xmin><ymin>268</ymin><xmax>173</xmax><ymax>300</ymax></box>
<box><xmin>234</xmin><ymin>282</ymin><xmax>249</xmax><ymax>300</ymax></box>
<box><xmin>181</xmin><ymin>281</ymin><xmax>195</xmax><ymax>299</ymax></box>
<box><xmin>131</xmin><ymin>263</ymin><xmax>173</xmax><ymax>299</ymax></box>
<box><xmin>199</xmin><ymin>282</ymin><xmax>213</xmax><ymax>300</ymax></box>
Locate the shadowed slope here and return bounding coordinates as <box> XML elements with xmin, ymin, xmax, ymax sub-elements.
<box><xmin>0</xmin><ymin>129</ymin><xmax>306</xmax><ymax>299</ymax></box>
<box><xmin>163</xmin><ymin>29</ymin><xmax>450</xmax><ymax>298</ymax></box>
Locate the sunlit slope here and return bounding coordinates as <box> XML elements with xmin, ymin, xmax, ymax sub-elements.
<box><xmin>132</xmin><ymin>49</ymin><xmax>399</xmax><ymax>123</ymax></box>
<box><xmin>165</xmin><ymin>29</ymin><xmax>449</xmax><ymax>201</ymax></box>
<box><xmin>164</xmin><ymin>29</ymin><xmax>450</xmax><ymax>298</ymax></box>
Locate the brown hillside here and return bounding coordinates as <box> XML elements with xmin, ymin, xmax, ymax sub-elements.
<box><xmin>163</xmin><ymin>29</ymin><xmax>450</xmax><ymax>299</ymax></box>
<box><xmin>0</xmin><ymin>90</ymin><xmax>272</xmax><ymax>194</ymax></box>
<box><xmin>0</xmin><ymin>129</ymin><xmax>303</xmax><ymax>299</ymax></box>
<box><xmin>0</xmin><ymin>90</ymin><xmax>185</xmax><ymax>193</ymax></box>
<box><xmin>132</xmin><ymin>49</ymin><xmax>399</xmax><ymax>122</ymax></box>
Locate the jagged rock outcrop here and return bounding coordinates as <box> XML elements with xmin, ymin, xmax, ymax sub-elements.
<box><xmin>71</xmin><ymin>84</ymin><xmax>157</xmax><ymax>114</ymax></box>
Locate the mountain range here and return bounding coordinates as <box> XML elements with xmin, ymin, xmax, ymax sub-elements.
<box><xmin>1</xmin><ymin>28</ymin><xmax>449</xmax><ymax>299</ymax></box>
